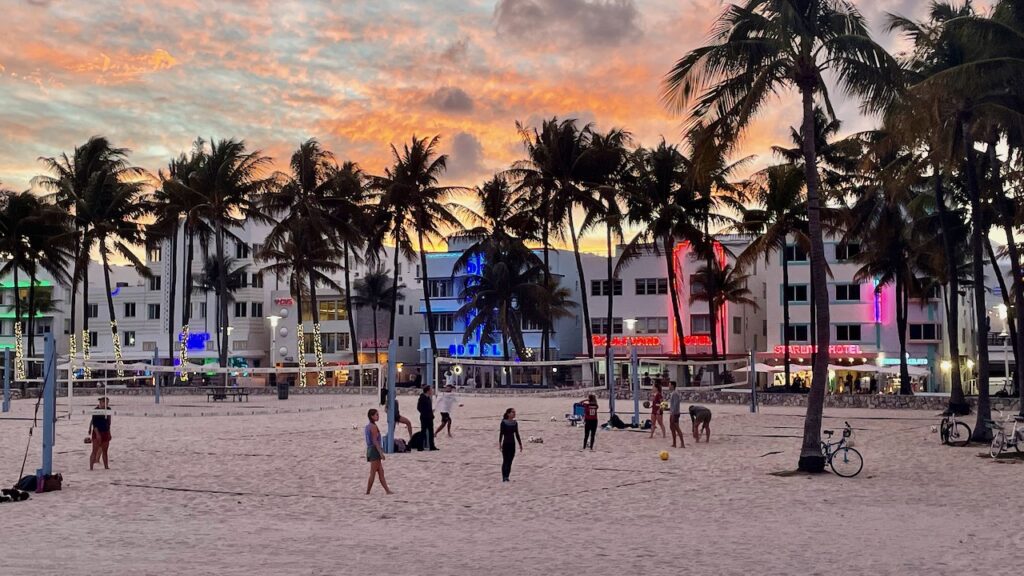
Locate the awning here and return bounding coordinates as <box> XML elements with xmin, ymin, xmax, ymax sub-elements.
<box><xmin>878</xmin><ymin>365</ymin><xmax>930</xmax><ymax>377</ymax></box>
<box><xmin>732</xmin><ymin>362</ymin><xmax>782</xmax><ymax>373</ymax></box>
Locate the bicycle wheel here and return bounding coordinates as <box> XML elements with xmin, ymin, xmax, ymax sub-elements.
<box><xmin>829</xmin><ymin>447</ymin><xmax>863</xmax><ymax>477</ymax></box>
<box><xmin>947</xmin><ymin>422</ymin><xmax>971</xmax><ymax>447</ymax></box>
<box><xmin>989</xmin><ymin>432</ymin><xmax>1005</xmax><ymax>459</ymax></box>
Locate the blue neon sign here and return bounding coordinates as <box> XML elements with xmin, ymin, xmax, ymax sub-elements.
<box><xmin>178</xmin><ymin>331</ymin><xmax>211</xmax><ymax>351</ymax></box>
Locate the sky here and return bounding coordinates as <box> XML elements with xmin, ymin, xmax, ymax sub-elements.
<box><xmin>0</xmin><ymin>0</ymin><xmax>990</xmax><ymax>254</ymax></box>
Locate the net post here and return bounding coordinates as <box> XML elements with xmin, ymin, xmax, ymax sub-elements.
<box><xmin>385</xmin><ymin>338</ymin><xmax>398</xmax><ymax>454</ymax></box>
<box><xmin>38</xmin><ymin>333</ymin><xmax>56</xmax><ymax>477</ymax></box>
<box><xmin>630</xmin><ymin>346</ymin><xmax>640</xmax><ymax>426</ymax></box>
<box><xmin>154</xmin><ymin>346</ymin><xmax>161</xmax><ymax>405</ymax></box>
<box><xmin>749</xmin><ymin>349</ymin><xmax>757</xmax><ymax>413</ymax></box>
<box><xmin>67</xmin><ymin>355</ymin><xmax>74</xmax><ymax>421</ymax></box>
<box><xmin>606</xmin><ymin>347</ymin><xmax>615</xmax><ymax>417</ymax></box>
<box><xmin>3</xmin><ymin>347</ymin><xmax>11</xmax><ymax>413</ymax></box>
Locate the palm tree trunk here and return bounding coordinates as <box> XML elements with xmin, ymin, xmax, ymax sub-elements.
<box><xmin>782</xmin><ymin>253</ymin><xmax>792</xmax><ymax>390</ymax></box>
<box><xmin>797</xmin><ymin>85</ymin><xmax>831</xmax><ymax>473</ymax></box>
<box><xmin>27</xmin><ymin>272</ymin><xmax>36</xmax><ymax>363</ymax></box>
<box><xmin>984</xmin><ymin>237</ymin><xmax>1019</xmax><ymax>380</ymax></box>
<box><xmin>100</xmin><ymin>247</ymin><xmax>122</xmax><ymax>377</ymax></box>
<box><xmin>418</xmin><ymin>230</ymin><xmax>438</xmax><ymax>360</ymax></box>
<box><xmin>343</xmin><ymin>242</ymin><xmax>359</xmax><ymax>365</ymax></box>
<box><xmin>706</xmin><ymin>251</ymin><xmax>719</xmax><ymax>386</ymax></box>
<box><xmin>606</xmin><ymin>225</ymin><xmax>615</xmax><ymax>404</ymax></box>
<box><xmin>895</xmin><ymin>275</ymin><xmax>911</xmax><ymax>395</ymax></box>
<box><xmin>388</xmin><ymin>243</ymin><xmax>400</xmax><ymax>341</ymax></box>
<box><xmin>372</xmin><ymin>307</ymin><xmax>381</xmax><ymax>365</ymax></box>
<box><xmin>567</xmin><ymin>211</ymin><xmax>594</xmax><ymax>360</ymax></box>
<box><xmin>541</xmin><ymin>191</ymin><xmax>551</xmax><ymax>366</ymax></box>
<box><xmin>69</xmin><ymin>232</ymin><xmax>79</xmax><ymax>369</ymax></box>
<box><xmin>216</xmin><ymin>224</ymin><xmax>230</xmax><ymax>386</ymax></box>
<box><xmin>309</xmin><ymin>271</ymin><xmax>325</xmax><ymax>385</ymax></box>
<box><xmin>663</xmin><ymin>235</ymin><xmax>690</xmax><ymax>386</ymax></box>
<box><xmin>13</xmin><ymin>263</ymin><xmax>21</xmax><ymax>384</ymax></box>
<box><xmin>963</xmin><ymin>136</ymin><xmax>991</xmax><ymax>439</ymax></box>
<box><xmin>167</xmin><ymin>227</ymin><xmax>178</xmax><ymax>385</ymax></box>
<box><xmin>933</xmin><ymin>166</ymin><xmax>966</xmax><ymax>408</ymax></box>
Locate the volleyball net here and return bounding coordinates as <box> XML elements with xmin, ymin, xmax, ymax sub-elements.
<box><xmin>433</xmin><ymin>356</ymin><xmax>606</xmax><ymax>395</ymax></box>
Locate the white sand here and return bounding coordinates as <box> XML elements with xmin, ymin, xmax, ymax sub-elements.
<box><xmin>2</xmin><ymin>393</ymin><xmax>1022</xmax><ymax>576</ymax></box>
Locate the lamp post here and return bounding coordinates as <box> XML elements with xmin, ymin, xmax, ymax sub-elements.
<box><xmin>267</xmin><ymin>315</ymin><xmax>281</xmax><ymax>376</ymax></box>
<box><xmin>997</xmin><ymin>303</ymin><xmax>1009</xmax><ymax>392</ymax></box>
<box><xmin>624</xmin><ymin>318</ymin><xmax>639</xmax><ymax>426</ymax></box>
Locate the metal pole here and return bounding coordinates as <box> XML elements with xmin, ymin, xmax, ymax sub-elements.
<box><xmin>38</xmin><ymin>333</ymin><xmax>56</xmax><ymax>477</ymax></box>
<box><xmin>385</xmin><ymin>338</ymin><xmax>398</xmax><ymax>454</ymax></box>
<box><xmin>606</xmin><ymin>346</ymin><xmax>615</xmax><ymax>417</ymax></box>
<box><xmin>1003</xmin><ymin>334</ymin><xmax>1009</xmax><ymax>393</ymax></box>
<box><xmin>153</xmin><ymin>346</ymin><xmax>161</xmax><ymax>404</ymax></box>
<box><xmin>749</xmin><ymin>349</ymin><xmax>757</xmax><ymax>413</ymax></box>
<box><xmin>630</xmin><ymin>346</ymin><xmax>640</xmax><ymax>426</ymax></box>
<box><xmin>426</xmin><ymin>347</ymin><xmax>435</xmax><ymax>398</ymax></box>
<box><xmin>2</xmin><ymin>347</ymin><xmax>10</xmax><ymax>413</ymax></box>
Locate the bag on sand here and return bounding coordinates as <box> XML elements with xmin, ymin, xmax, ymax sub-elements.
<box><xmin>608</xmin><ymin>414</ymin><xmax>628</xmax><ymax>430</ymax></box>
<box><xmin>409</xmin><ymin>431</ymin><xmax>425</xmax><ymax>451</ymax></box>
<box><xmin>42</xmin><ymin>473</ymin><xmax>62</xmax><ymax>492</ymax></box>
<box><xmin>15</xmin><ymin>475</ymin><xmax>36</xmax><ymax>492</ymax></box>
<box><xmin>394</xmin><ymin>438</ymin><xmax>408</xmax><ymax>453</ymax></box>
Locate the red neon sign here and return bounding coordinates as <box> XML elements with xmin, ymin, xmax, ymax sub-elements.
<box><xmin>773</xmin><ymin>344</ymin><xmax>862</xmax><ymax>355</ymax></box>
<box><xmin>683</xmin><ymin>335</ymin><xmax>712</xmax><ymax>346</ymax></box>
<box><xmin>274</xmin><ymin>297</ymin><xmax>294</xmax><ymax>306</ymax></box>
<box><xmin>592</xmin><ymin>335</ymin><xmax>662</xmax><ymax>347</ymax></box>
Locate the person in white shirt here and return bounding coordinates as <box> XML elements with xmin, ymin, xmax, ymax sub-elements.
<box><xmin>434</xmin><ymin>385</ymin><xmax>461</xmax><ymax>437</ymax></box>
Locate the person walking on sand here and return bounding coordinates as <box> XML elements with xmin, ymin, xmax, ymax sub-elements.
<box><xmin>668</xmin><ymin>381</ymin><xmax>685</xmax><ymax>448</ymax></box>
<box><xmin>417</xmin><ymin>385</ymin><xmax>438</xmax><ymax>451</ymax></box>
<box><xmin>434</xmin><ymin>385</ymin><xmax>460</xmax><ymax>438</ymax></box>
<box><xmin>648</xmin><ymin>382</ymin><xmax>666</xmax><ymax>439</ymax></box>
<box><xmin>364</xmin><ymin>409</ymin><xmax>393</xmax><ymax>495</ymax></box>
<box><xmin>88</xmin><ymin>397</ymin><xmax>112</xmax><ymax>470</ymax></box>
<box><xmin>689</xmin><ymin>404</ymin><xmax>712</xmax><ymax>443</ymax></box>
<box><xmin>582</xmin><ymin>394</ymin><xmax>599</xmax><ymax>450</ymax></box>
<box><xmin>499</xmin><ymin>407</ymin><xmax>523</xmax><ymax>482</ymax></box>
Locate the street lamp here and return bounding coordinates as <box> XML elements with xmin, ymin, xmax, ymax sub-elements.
<box><xmin>267</xmin><ymin>315</ymin><xmax>281</xmax><ymax>385</ymax></box>
<box><xmin>997</xmin><ymin>304</ymin><xmax>1010</xmax><ymax>391</ymax></box>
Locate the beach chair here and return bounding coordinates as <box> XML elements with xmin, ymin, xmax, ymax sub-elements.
<box><xmin>566</xmin><ymin>402</ymin><xmax>584</xmax><ymax>426</ymax></box>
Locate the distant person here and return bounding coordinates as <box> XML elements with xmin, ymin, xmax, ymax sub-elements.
<box><xmin>364</xmin><ymin>409</ymin><xmax>392</xmax><ymax>495</ymax></box>
<box><xmin>668</xmin><ymin>381</ymin><xmax>685</xmax><ymax>448</ymax></box>
<box><xmin>581</xmin><ymin>394</ymin><xmax>599</xmax><ymax>450</ymax></box>
<box><xmin>435</xmin><ymin>385</ymin><xmax>461</xmax><ymax>438</ymax></box>
<box><xmin>499</xmin><ymin>407</ymin><xmax>523</xmax><ymax>482</ymax></box>
<box><xmin>648</xmin><ymin>382</ymin><xmax>666</xmax><ymax>439</ymax></box>
<box><xmin>870</xmin><ymin>376</ymin><xmax>878</xmax><ymax>394</ymax></box>
<box><xmin>88</xmin><ymin>397</ymin><xmax>112</xmax><ymax>470</ymax></box>
<box><xmin>642</xmin><ymin>374</ymin><xmax>652</xmax><ymax>390</ymax></box>
<box><xmin>412</xmin><ymin>370</ymin><xmax>422</xmax><ymax>388</ymax></box>
<box><xmin>689</xmin><ymin>405</ymin><xmax>712</xmax><ymax>443</ymax></box>
<box><xmin>417</xmin><ymin>385</ymin><xmax>437</xmax><ymax>451</ymax></box>
<box><xmin>845</xmin><ymin>374</ymin><xmax>854</xmax><ymax>394</ymax></box>
<box><xmin>392</xmin><ymin>397</ymin><xmax>413</xmax><ymax>440</ymax></box>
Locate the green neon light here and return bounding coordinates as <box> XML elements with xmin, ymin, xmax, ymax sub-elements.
<box><xmin>0</xmin><ymin>280</ymin><xmax>54</xmax><ymax>288</ymax></box>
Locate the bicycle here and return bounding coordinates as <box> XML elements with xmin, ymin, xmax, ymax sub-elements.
<box><xmin>820</xmin><ymin>421</ymin><xmax>863</xmax><ymax>477</ymax></box>
<box><xmin>938</xmin><ymin>410</ymin><xmax>972</xmax><ymax>447</ymax></box>
<box><xmin>986</xmin><ymin>412</ymin><xmax>1024</xmax><ymax>458</ymax></box>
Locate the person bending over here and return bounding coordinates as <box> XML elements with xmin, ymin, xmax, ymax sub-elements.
<box><xmin>689</xmin><ymin>404</ymin><xmax>712</xmax><ymax>443</ymax></box>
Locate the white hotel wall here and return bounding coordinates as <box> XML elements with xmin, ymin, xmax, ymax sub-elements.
<box><xmin>761</xmin><ymin>238</ymin><xmax>977</xmax><ymax>392</ymax></box>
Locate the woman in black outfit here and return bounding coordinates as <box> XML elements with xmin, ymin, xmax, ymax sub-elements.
<box><xmin>498</xmin><ymin>407</ymin><xmax>523</xmax><ymax>482</ymax></box>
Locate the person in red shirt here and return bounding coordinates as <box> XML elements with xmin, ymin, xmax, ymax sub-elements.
<box><xmin>582</xmin><ymin>394</ymin><xmax>599</xmax><ymax>450</ymax></box>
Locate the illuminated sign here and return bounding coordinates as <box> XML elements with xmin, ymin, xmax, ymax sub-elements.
<box><xmin>449</xmin><ymin>343</ymin><xmax>502</xmax><ymax>357</ymax></box>
<box><xmin>360</xmin><ymin>339</ymin><xmax>387</xmax><ymax>348</ymax></box>
<box><xmin>179</xmin><ymin>331</ymin><xmax>211</xmax><ymax>352</ymax></box>
<box><xmin>683</xmin><ymin>335</ymin><xmax>712</xmax><ymax>346</ymax></box>
<box><xmin>881</xmin><ymin>357</ymin><xmax>928</xmax><ymax>366</ymax></box>
<box><xmin>274</xmin><ymin>298</ymin><xmax>294</xmax><ymax>306</ymax></box>
<box><xmin>773</xmin><ymin>344</ymin><xmax>862</xmax><ymax>355</ymax></box>
<box><xmin>593</xmin><ymin>335</ymin><xmax>663</xmax><ymax>347</ymax></box>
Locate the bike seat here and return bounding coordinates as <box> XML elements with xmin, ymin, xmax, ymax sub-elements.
<box><xmin>823</xmin><ymin>430</ymin><xmax>834</xmax><ymax>436</ymax></box>
<box><xmin>1015</xmin><ymin>415</ymin><xmax>1024</xmax><ymax>422</ymax></box>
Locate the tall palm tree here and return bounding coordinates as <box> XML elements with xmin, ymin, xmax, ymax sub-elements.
<box><xmin>665</xmin><ymin>0</ymin><xmax>901</xmax><ymax>471</ymax></box>
<box><xmin>328</xmin><ymin>161</ymin><xmax>374</xmax><ymax>367</ymax></box>
<box><xmin>688</xmin><ymin>263</ymin><xmax>760</xmax><ymax>359</ymax></box>
<box><xmin>371</xmin><ymin>135</ymin><xmax>464</xmax><ymax>361</ymax></box>
<box><xmin>193</xmin><ymin>255</ymin><xmax>247</xmax><ymax>359</ymax></box>
<box><xmin>618</xmin><ymin>141</ymin><xmax>704</xmax><ymax>386</ymax></box>
<box><xmin>163</xmin><ymin>139</ymin><xmax>274</xmax><ymax>383</ymax></box>
<box><xmin>351</xmin><ymin>269</ymin><xmax>405</xmax><ymax>364</ymax></box>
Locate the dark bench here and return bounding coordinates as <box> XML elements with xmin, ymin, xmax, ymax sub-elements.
<box><xmin>206</xmin><ymin>387</ymin><xmax>250</xmax><ymax>402</ymax></box>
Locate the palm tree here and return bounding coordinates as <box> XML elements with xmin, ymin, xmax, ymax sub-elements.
<box><xmin>193</xmin><ymin>255</ymin><xmax>247</xmax><ymax>359</ymax></box>
<box><xmin>665</xmin><ymin>0</ymin><xmax>901</xmax><ymax>471</ymax></box>
<box><xmin>688</xmin><ymin>263</ymin><xmax>760</xmax><ymax>360</ymax></box>
<box><xmin>351</xmin><ymin>269</ymin><xmax>405</xmax><ymax>364</ymax></box>
<box><xmin>163</xmin><ymin>139</ymin><xmax>274</xmax><ymax>383</ymax></box>
<box><xmin>371</xmin><ymin>135</ymin><xmax>464</xmax><ymax>361</ymax></box>
<box><xmin>618</xmin><ymin>141</ymin><xmax>703</xmax><ymax>386</ymax></box>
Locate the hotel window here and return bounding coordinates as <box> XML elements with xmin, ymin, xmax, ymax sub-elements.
<box><xmin>835</xmin><ymin>243</ymin><xmax>861</xmax><ymax>262</ymax></box>
<box><xmin>396</xmin><ymin>263</ymin><xmax>402</xmax><ymax>275</ymax></box>
<box><xmin>689</xmin><ymin>275</ymin><xmax>706</xmax><ymax>297</ymax></box>
<box><xmin>785</xmin><ymin>284</ymin><xmax>809</xmax><ymax>303</ymax></box>
<box><xmin>523</xmin><ymin>317</ymin><xmax>543</xmax><ymax>331</ymax></box>
<box><xmin>87</xmin><ymin>303</ymin><xmax>99</xmax><ymax>318</ymax></box>
<box><xmin>635</xmin><ymin>278</ymin><xmax>668</xmax><ymax>295</ymax></box>
<box><xmin>251</xmin><ymin>273</ymin><xmax>264</xmax><ymax>288</ymax></box>
<box><xmin>591</xmin><ymin>317</ymin><xmax>623</xmax><ymax>335</ymax></box>
<box><xmin>148</xmin><ymin>247</ymin><xmax>162</xmax><ymax>262</ymax></box>
<box><xmin>785</xmin><ymin>324</ymin><xmax>810</xmax><ymax>342</ymax></box>
<box><xmin>147</xmin><ymin>304</ymin><xmax>160</xmax><ymax>320</ymax></box>
<box><xmin>235</xmin><ymin>242</ymin><xmax>250</xmax><ymax>259</ymax></box>
<box><xmin>921</xmin><ymin>285</ymin><xmax>941</xmax><ymax>299</ymax></box>
<box><xmin>428</xmin><ymin>313</ymin><xmax>454</xmax><ymax>332</ymax></box>
<box><xmin>398</xmin><ymin>336</ymin><xmax>404</xmax><ymax>347</ymax></box>
<box><xmin>690</xmin><ymin>314</ymin><xmax>711</xmax><ymax>334</ymax></box>
<box><xmin>636</xmin><ymin>317</ymin><xmax>668</xmax><ymax>334</ymax></box>
<box><xmin>88</xmin><ymin>331</ymin><xmax>98</xmax><ymax>347</ymax></box>
<box><xmin>149</xmin><ymin>276</ymin><xmax>162</xmax><ymax>291</ymax></box>
<box><xmin>234</xmin><ymin>302</ymin><xmax>248</xmax><ymax>318</ymax></box>
<box><xmin>733</xmin><ymin>316</ymin><xmax>742</xmax><ymax>335</ymax></box>
<box><xmin>122</xmin><ymin>331</ymin><xmax>136</xmax><ymax>347</ymax></box>
<box><xmin>251</xmin><ymin>244</ymin><xmax>263</xmax><ymax>260</ymax></box>
<box><xmin>251</xmin><ymin>302</ymin><xmax>263</xmax><ymax>318</ymax></box>
<box><xmin>910</xmin><ymin>323</ymin><xmax>941</xmax><ymax>341</ymax></box>
<box><xmin>836</xmin><ymin>324</ymin><xmax>862</xmax><ymax>342</ymax></box>
<box><xmin>835</xmin><ymin>284</ymin><xmax>860</xmax><ymax>302</ymax></box>
<box><xmin>199</xmin><ymin>302</ymin><xmax>207</xmax><ymax>319</ymax></box>
<box><xmin>123</xmin><ymin>302</ymin><xmax>136</xmax><ymax>318</ymax></box>
<box><xmin>428</xmin><ymin>280</ymin><xmax>453</xmax><ymax>298</ymax></box>
<box><xmin>591</xmin><ymin>279</ymin><xmax>622</xmax><ymax>296</ymax></box>
<box><xmin>784</xmin><ymin>245</ymin><xmax>808</xmax><ymax>262</ymax></box>
<box><xmin>398</xmin><ymin>304</ymin><xmax>405</xmax><ymax>316</ymax></box>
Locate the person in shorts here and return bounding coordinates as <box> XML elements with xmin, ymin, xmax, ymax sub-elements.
<box><xmin>364</xmin><ymin>409</ymin><xmax>392</xmax><ymax>495</ymax></box>
<box><xmin>668</xmin><ymin>381</ymin><xmax>685</xmax><ymax>448</ymax></box>
<box><xmin>434</xmin><ymin>385</ymin><xmax>460</xmax><ymax>437</ymax></box>
<box><xmin>689</xmin><ymin>404</ymin><xmax>712</xmax><ymax>443</ymax></box>
<box><xmin>88</xmin><ymin>397</ymin><xmax>112</xmax><ymax>470</ymax></box>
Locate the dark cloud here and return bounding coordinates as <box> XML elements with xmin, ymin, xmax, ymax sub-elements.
<box><xmin>444</xmin><ymin>132</ymin><xmax>487</xmax><ymax>183</ymax></box>
<box><xmin>440</xmin><ymin>37</ymin><xmax>470</xmax><ymax>64</ymax></box>
<box><xmin>494</xmin><ymin>0</ymin><xmax>641</xmax><ymax>47</ymax></box>
<box><xmin>426</xmin><ymin>86</ymin><xmax>475</xmax><ymax>113</ymax></box>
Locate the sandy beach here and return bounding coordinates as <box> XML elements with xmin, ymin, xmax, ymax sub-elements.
<box><xmin>2</xmin><ymin>392</ymin><xmax>1022</xmax><ymax>576</ymax></box>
